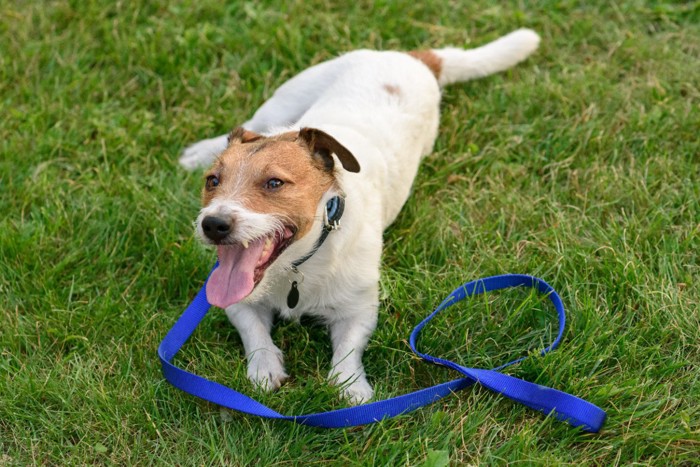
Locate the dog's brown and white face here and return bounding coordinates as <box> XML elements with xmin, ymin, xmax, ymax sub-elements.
<box><xmin>197</xmin><ymin>127</ymin><xmax>360</xmax><ymax>308</ymax></box>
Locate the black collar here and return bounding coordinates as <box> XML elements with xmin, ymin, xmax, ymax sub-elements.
<box><xmin>286</xmin><ymin>196</ymin><xmax>344</xmax><ymax>309</ymax></box>
<box><xmin>291</xmin><ymin>195</ymin><xmax>344</xmax><ymax>271</ymax></box>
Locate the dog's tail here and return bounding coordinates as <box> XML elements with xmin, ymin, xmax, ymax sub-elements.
<box><xmin>409</xmin><ymin>29</ymin><xmax>540</xmax><ymax>86</ymax></box>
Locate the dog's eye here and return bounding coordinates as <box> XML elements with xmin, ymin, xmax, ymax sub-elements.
<box><xmin>265</xmin><ymin>178</ymin><xmax>284</xmax><ymax>190</ymax></box>
<box><xmin>205</xmin><ymin>175</ymin><xmax>220</xmax><ymax>190</ymax></box>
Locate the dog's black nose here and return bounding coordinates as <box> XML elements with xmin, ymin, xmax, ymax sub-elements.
<box><xmin>202</xmin><ymin>216</ymin><xmax>232</xmax><ymax>241</ymax></box>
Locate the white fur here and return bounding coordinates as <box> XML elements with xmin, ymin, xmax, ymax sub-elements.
<box><xmin>180</xmin><ymin>30</ymin><xmax>539</xmax><ymax>404</ymax></box>
<box><xmin>196</xmin><ymin>200</ymin><xmax>285</xmax><ymax>245</ymax></box>
<box><xmin>435</xmin><ymin>28</ymin><xmax>540</xmax><ymax>85</ymax></box>
<box><xmin>180</xmin><ymin>135</ymin><xmax>229</xmax><ymax>171</ymax></box>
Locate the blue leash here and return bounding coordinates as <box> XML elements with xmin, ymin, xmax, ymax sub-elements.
<box><xmin>158</xmin><ymin>268</ymin><xmax>606</xmax><ymax>431</ymax></box>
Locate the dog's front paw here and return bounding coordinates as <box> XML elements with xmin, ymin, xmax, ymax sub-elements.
<box><xmin>330</xmin><ymin>370</ymin><xmax>374</xmax><ymax>405</ymax></box>
<box><xmin>247</xmin><ymin>348</ymin><xmax>288</xmax><ymax>391</ymax></box>
<box><xmin>179</xmin><ymin>136</ymin><xmax>227</xmax><ymax>171</ymax></box>
<box><xmin>342</xmin><ymin>378</ymin><xmax>374</xmax><ymax>405</ymax></box>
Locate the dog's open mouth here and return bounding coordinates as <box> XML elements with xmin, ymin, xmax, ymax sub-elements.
<box><xmin>206</xmin><ymin>227</ymin><xmax>295</xmax><ymax>308</ymax></box>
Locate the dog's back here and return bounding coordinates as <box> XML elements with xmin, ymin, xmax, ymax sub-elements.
<box><xmin>180</xmin><ymin>29</ymin><xmax>540</xmax><ymax>174</ymax></box>
<box><xmin>283</xmin><ymin>29</ymin><xmax>541</xmax><ymax>227</ymax></box>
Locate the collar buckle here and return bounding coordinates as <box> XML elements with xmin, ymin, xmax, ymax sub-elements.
<box><xmin>323</xmin><ymin>195</ymin><xmax>344</xmax><ymax>232</ymax></box>
<box><xmin>291</xmin><ymin>195</ymin><xmax>345</xmax><ymax>270</ymax></box>
<box><xmin>323</xmin><ymin>212</ymin><xmax>340</xmax><ymax>232</ymax></box>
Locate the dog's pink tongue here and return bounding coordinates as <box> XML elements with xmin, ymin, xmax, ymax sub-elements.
<box><xmin>206</xmin><ymin>240</ymin><xmax>265</xmax><ymax>308</ymax></box>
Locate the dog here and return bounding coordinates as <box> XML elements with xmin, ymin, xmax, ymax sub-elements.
<box><xmin>179</xmin><ymin>29</ymin><xmax>540</xmax><ymax>404</ymax></box>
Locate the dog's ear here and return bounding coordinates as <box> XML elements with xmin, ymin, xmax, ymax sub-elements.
<box><xmin>298</xmin><ymin>127</ymin><xmax>361</xmax><ymax>173</ymax></box>
<box><xmin>228</xmin><ymin>127</ymin><xmax>263</xmax><ymax>144</ymax></box>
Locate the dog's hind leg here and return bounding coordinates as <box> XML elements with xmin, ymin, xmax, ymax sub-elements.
<box><xmin>179</xmin><ymin>134</ymin><xmax>228</xmax><ymax>170</ymax></box>
<box><xmin>179</xmin><ymin>59</ymin><xmax>343</xmax><ymax>170</ymax></box>
<box><xmin>242</xmin><ymin>58</ymin><xmax>346</xmax><ymax>133</ymax></box>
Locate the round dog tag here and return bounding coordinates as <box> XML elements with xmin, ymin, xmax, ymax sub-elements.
<box><xmin>287</xmin><ymin>281</ymin><xmax>299</xmax><ymax>309</ymax></box>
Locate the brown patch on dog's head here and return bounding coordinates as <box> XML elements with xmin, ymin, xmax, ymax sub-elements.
<box><xmin>298</xmin><ymin>127</ymin><xmax>360</xmax><ymax>174</ymax></box>
<box><xmin>407</xmin><ymin>50</ymin><xmax>443</xmax><ymax>79</ymax></box>
<box><xmin>228</xmin><ymin>127</ymin><xmax>263</xmax><ymax>144</ymax></box>
<box><xmin>202</xmin><ymin>128</ymin><xmax>359</xmax><ymax>240</ymax></box>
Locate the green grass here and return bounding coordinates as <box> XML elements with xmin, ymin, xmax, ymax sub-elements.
<box><xmin>1</xmin><ymin>0</ymin><xmax>698</xmax><ymax>464</ymax></box>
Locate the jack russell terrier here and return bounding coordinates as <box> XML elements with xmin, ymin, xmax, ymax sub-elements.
<box><xmin>179</xmin><ymin>29</ymin><xmax>540</xmax><ymax>404</ymax></box>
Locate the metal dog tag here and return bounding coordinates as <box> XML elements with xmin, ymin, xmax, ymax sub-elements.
<box><xmin>287</xmin><ymin>281</ymin><xmax>299</xmax><ymax>309</ymax></box>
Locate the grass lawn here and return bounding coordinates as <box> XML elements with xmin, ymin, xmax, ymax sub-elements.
<box><xmin>1</xmin><ymin>0</ymin><xmax>698</xmax><ymax>464</ymax></box>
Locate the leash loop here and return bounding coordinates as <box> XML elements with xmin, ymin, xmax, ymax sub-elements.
<box><xmin>158</xmin><ymin>267</ymin><xmax>606</xmax><ymax>431</ymax></box>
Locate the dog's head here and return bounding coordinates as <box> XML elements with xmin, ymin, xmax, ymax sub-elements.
<box><xmin>196</xmin><ymin>127</ymin><xmax>360</xmax><ymax>308</ymax></box>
